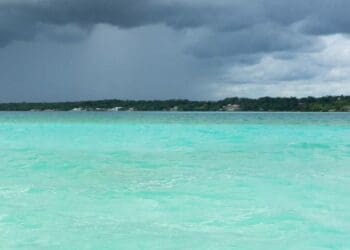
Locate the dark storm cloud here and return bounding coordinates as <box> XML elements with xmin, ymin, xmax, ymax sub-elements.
<box><xmin>189</xmin><ymin>23</ymin><xmax>316</xmax><ymax>58</ymax></box>
<box><xmin>263</xmin><ymin>0</ymin><xmax>350</xmax><ymax>34</ymax></box>
<box><xmin>1</xmin><ymin>0</ymin><xmax>350</xmax><ymax>101</ymax></box>
<box><xmin>0</xmin><ymin>0</ymin><xmax>260</xmax><ymax>30</ymax></box>
<box><xmin>0</xmin><ymin>0</ymin><xmax>265</xmax><ymax>48</ymax></box>
<box><xmin>0</xmin><ymin>0</ymin><xmax>195</xmax><ymax>45</ymax></box>
<box><xmin>1</xmin><ymin>0</ymin><xmax>350</xmax><ymax>52</ymax></box>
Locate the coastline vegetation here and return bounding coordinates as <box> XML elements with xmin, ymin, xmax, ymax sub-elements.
<box><xmin>0</xmin><ymin>96</ymin><xmax>349</xmax><ymax>112</ymax></box>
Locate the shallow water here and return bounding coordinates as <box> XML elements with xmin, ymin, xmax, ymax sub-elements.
<box><xmin>0</xmin><ymin>112</ymin><xmax>350</xmax><ymax>249</ymax></box>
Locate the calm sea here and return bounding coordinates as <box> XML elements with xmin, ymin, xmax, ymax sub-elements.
<box><xmin>0</xmin><ymin>112</ymin><xmax>349</xmax><ymax>249</ymax></box>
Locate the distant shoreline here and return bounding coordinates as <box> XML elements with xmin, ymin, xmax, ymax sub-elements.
<box><xmin>0</xmin><ymin>96</ymin><xmax>349</xmax><ymax>112</ymax></box>
<box><xmin>1</xmin><ymin>110</ymin><xmax>349</xmax><ymax>113</ymax></box>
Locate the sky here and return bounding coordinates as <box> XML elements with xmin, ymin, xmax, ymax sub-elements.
<box><xmin>1</xmin><ymin>0</ymin><xmax>350</xmax><ymax>102</ymax></box>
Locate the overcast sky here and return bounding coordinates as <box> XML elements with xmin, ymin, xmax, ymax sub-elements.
<box><xmin>1</xmin><ymin>0</ymin><xmax>350</xmax><ymax>102</ymax></box>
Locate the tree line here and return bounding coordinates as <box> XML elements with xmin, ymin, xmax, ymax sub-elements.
<box><xmin>0</xmin><ymin>96</ymin><xmax>349</xmax><ymax>112</ymax></box>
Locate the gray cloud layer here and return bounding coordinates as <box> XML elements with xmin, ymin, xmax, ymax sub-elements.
<box><xmin>2</xmin><ymin>0</ymin><xmax>350</xmax><ymax>50</ymax></box>
<box><xmin>0</xmin><ymin>0</ymin><xmax>350</xmax><ymax>101</ymax></box>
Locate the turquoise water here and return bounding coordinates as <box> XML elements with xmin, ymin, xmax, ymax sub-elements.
<box><xmin>0</xmin><ymin>112</ymin><xmax>350</xmax><ymax>249</ymax></box>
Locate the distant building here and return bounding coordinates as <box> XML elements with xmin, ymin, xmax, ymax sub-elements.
<box><xmin>344</xmin><ymin>105</ymin><xmax>350</xmax><ymax>112</ymax></box>
<box><xmin>223</xmin><ymin>104</ymin><xmax>240</xmax><ymax>112</ymax></box>
<box><xmin>71</xmin><ymin>107</ymin><xmax>83</xmax><ymax>111</ymax></box>
<box><xmin>170</xmin><ymin>106</ymin><xmax>179</xmax><ymax>111</ymax></box>
<box><xmin>108</xmin><ymin>107</ymin><xmax>122</xmax><ymax>111</ymax></box>
<box><xmin>95</xmin><ymin>108</ymin><xmax>105</xmax><ymax>111</ymax></box>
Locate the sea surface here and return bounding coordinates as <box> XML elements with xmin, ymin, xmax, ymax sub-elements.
<box><xmin>0</xmin><ymin>112</ymin><xmax>350</xmax><ymax>249</ymax></box>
